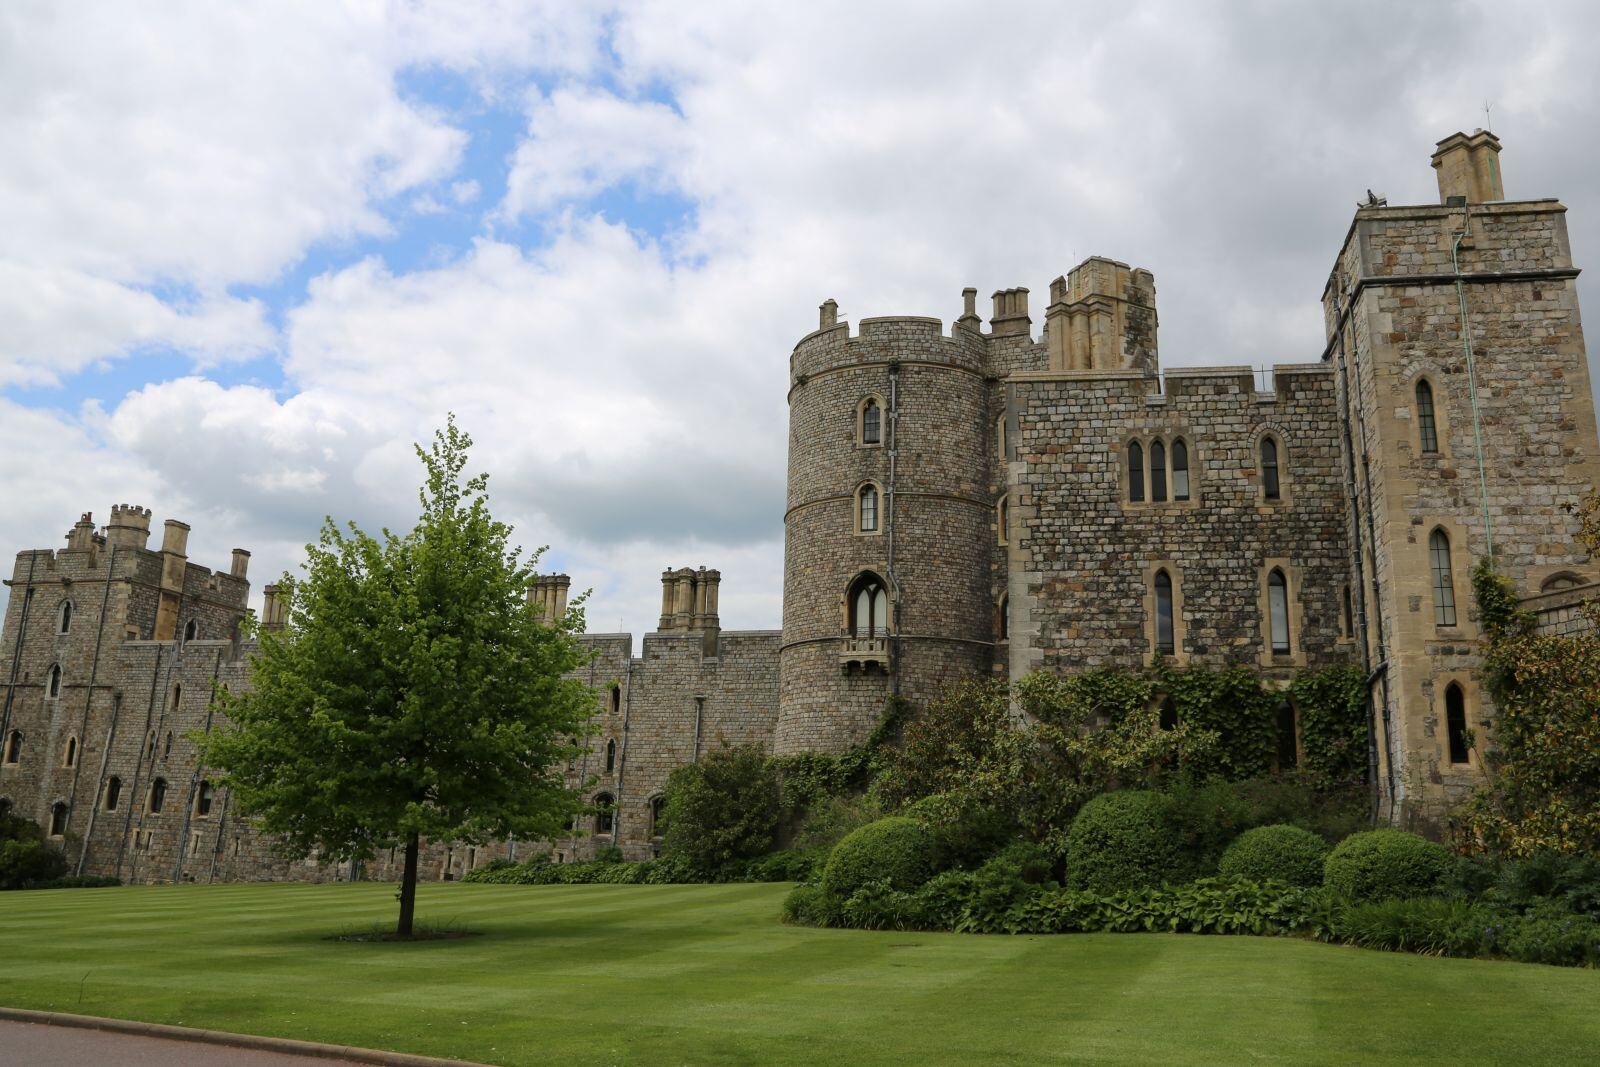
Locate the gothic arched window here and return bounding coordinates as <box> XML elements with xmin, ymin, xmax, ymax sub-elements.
<box><xmin>58</xmin><ymin>601</ymin><xmax>72</xmax><ymax>635</ymax></box>
<box><xmin>858</xmin><ymin>484</ymin><xmax>879</xmax><ymax>533</ymax></box>
<box><xmin>1150</xmin><ymin>440</ymin><xmax>1167</xmax><ymax>502</ymax></box>
<box><xmin>184</xmin><ymin>619</ymin><xmax>199</xmax><ymax>642</ymax></box>
<box><xmin>149</xmin><ymin>777</ymin><xmax>168</xmax><ymax>814</ymax></box>
<box><xmin>848</xmin><ymin>573</ymin><xmax>890</xmax><ymax>638</ymax></box>
<box><xmin>1445</xmin><ymin>683</ymin><xmax>1470</xmax><ymax>765</ymax></box>
<box><xmin>1260</xmin><ymin>437</ymin><xmax>1281</xmax><ymax>501</ymax></box>
<box><xmin>1127</xmin><ymin>441</ymin><xmax>1145</xmax><ymax>502</ymax></box>
<box><xmin>605</xmin><ymin>738</ymin><xmax>617</xmax><ymax>774</ymax></box>
<box><xmin>47</xmin><ymin>665</ymin><xmax>62</xmax><ymax>699</ymax></box>
<box><xmin>196</xmin><ymin>780</ymin><xmax>216</xmax><ymax>817</ymax></box>
<box><xmin>593</xmin><ymin>793</ymin><xmax>615</xmax><ymax>836</ymax></box>
<box><xmin>1429</xmin><ymin>529</ymin><xmax>1457</xmax><ymax>627</ymax></box>
<box><xmin>860</xmin><ymin>398</ymin><xmax>882</xmax><ymax>445</ymax></box>
<box><xmin>1267</xmin><ymin>568</ymin><xmax>1291</xmax><ymax>654</ymax></box>
<box><xmin>50</xmin><ymin>802</ymin><xmax>69</xmax><ymax>837</ymax></box>
<box><xmin>1416</xmin><ymin>379</ymin><xmax>1439</xmax><ymax>454</ymax></box>
<box><xmin>650</xmin><ymin>795</ymin><xmax>668</xmax><ymax>838</ymax></box>
<box><xmin>104</xmin><ymin>776</ymin><xmax>122</xmax><ymax>812</ymax></box>
<box><xmin>4</xmin><ymin>731</ymin><xmax>21</xmax><ymax>764</ymax></box>
<box><xmin>1153</xmin><ymin>570</ymin><xmax>1175</xmax><ymax>655</ymax></box>
<box><xmin>1171</xmin><ymin>439</ymin><xmax>1190</xmax><ymax>501</ymax></box>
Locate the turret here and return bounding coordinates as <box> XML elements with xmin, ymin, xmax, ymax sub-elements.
<box><xmin>106</xmin><ymin>505</ymin><xmax>153</xmax><ymax>550</ymax></box>
<box><xmin>1044</xmin><ymin>257</ymin><xmax>1158</xmax><ymax>374</ymax></box>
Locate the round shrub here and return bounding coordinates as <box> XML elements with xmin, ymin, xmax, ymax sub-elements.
<box><xmin>902</xmin><ymin>793</ymin><xmax>1016</xmax><ymax>871</ymax></box>
<box><xmin>1323</xmin><ymin>829</ymin><xmax>1451</xmax><ymax>902</ymax></box>
<box><xmin>1218</xmin><ymin>824</ymin><xmax>1329</xmax><ymax>888</ymax></box>
<box><xmin>822</xmin><ymin>816</ymin><xmax>934</xmax><ymax>900</ymax></box>
<box><xmin>1065</xmin><ymin>790</ymin><xmax>1181</xmax><ymax>893</ymax></box>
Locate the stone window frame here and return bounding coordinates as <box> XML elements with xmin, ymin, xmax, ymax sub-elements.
<box><xmin>194</xmin><ymin>779</ymin><xmax>216</xmax><ymax>818</ymax></box>
<box><xmin>61</xmin><ymin>734</ymin><xmax>78</xmax><ymax>769</ymax></box>
<box><xmin>1404</xmin><ymin>368</ymin><xmax>1452</xmax><ymax>460</ymax></box>
<box><xmin>183</xmin><ymin>618</ymin><xmax>199</xmax><ymax>642</ymax></box>
<box><xmin>148</xmin><ymin>776</ymin><xmax>168</xmax><ymax>815</ymax></box>
<box><xmin>996</xmin><ymin>413</ymin><xmax>1008</xmax><ymax>462</ymax></box>
<box><xmin>841</xmin><ymin>570</ymin><xmax>894</xmax><ymax>637</ymax></box>
<box><xmin>1420</xmin><ymin>517</ymin><xmax>1474</xmax><ymax>636</ymax></box>
<box><xmin>1256</xmin><ymin>558</ymin><xmax>1307</xmax><ymax>668</ymax></box>
<box><xmin>1142</xmin><ymin>560</ymin><xmax>1188</xmax><ymax>667</ymax></box>
<box><xmin>1120</xmin><ymin>433</ymin><xmax>1201</xmax><ymax>511</ymax></box>
<box><xmin>56</xmin><ymin>598</ymin><xmax>73</xmax><ymax>636</ymax></box>
<box><xmin>2</xmin><ymin>730</ymin><xmax>21</xmax><ymax>765</ymax></box>
<box><xmin>996</xmin><ymin>493</ymin><xmax>1010</xmax><ymax>546</ymax></box>
<box><xmin>1270</xmin><ymin>689</ymin><xmax>1303</xmax><ymax>771</ymax></box>
<box><xmin>1338</xmin><ymin>582</ymin><xmax>1356</xmax><ymax>644</ymax></box>
<box><xmin>647</xmin><ymin>793</ymin><xmax>667</xmax><ymax>840</ymax></box>
<box><xmin>1253</xmin><ymin>427</ymin><xmax>1291</xmax><ymax>506</ymax></box>
<box><xmin>856</xmin><ymin>394</ymin><xmax>886</xmax><ymax>449</ymax></box>
<box><xmin>1537</xmin><ymin>570</ymin><xmax>1588</xmax><ymax>593</ymax></box>
<box><xmin>604</xmin><ymin>737</ymin><xmax>617</xmax><ymax>775</ymax></box>
<box><xmin>1436</xmin><ymin>674</ymin><xmax>1479</xmax><ymax>772</ymax></box>
<box><xmin>45</xmin><ymin>663</ymin><xmax>63</xmax><ymax>701</ymax></box>
<box><xmin>854</xmin><ymin>481</ymin><xmax>884</xmax><ymax>536</ymax></box>
<box><xmin>103</xmin><ymin>775</ymin><xmax>122</xmax><ymax>812</ymax></box>
<box><xmin>995</xmin><ymin>592</ymin><xmax>1009</xmax><ymax>644</ymax></box>
<box><xmin>592</xmin><ymin>791</ymin><xmax>615</xmax><ymax>837</ymax></box>
<box><xmin>49</xmin><ymin>800</ymin><xmax>69</xmax><ymax>838</ymax></box>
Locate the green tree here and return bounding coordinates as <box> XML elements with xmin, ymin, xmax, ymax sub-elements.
<box><xmin>660</xmin><ymin>746</ymin><xmax>781</xmax><ymax>874</ymax></box>
<box><xmin>200</xmin><ymin>418</ymin><xmax>594</xmax><ymax>935</ymax></box>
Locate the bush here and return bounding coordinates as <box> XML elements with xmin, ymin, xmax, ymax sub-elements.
<box><xmin>1065</xmin><ymin>791</ymin><xmax>1181</xmax><ymax>893</ymax></box>
<box><xmin>1323</xmin><ymin>830</ymin><xmax>1451</xmax><ymax>903</ymax></box>
<box><xmin>743</xmin><ymin>850</ymin><xmax>818</xmax><ymax>883</ymax></box>
<box><xmin>29</xmin><ymin>875</ymin><xmax>120</xmax><ymax>890</ymax></box>
<box><xmin>1219</xmin><ymin>825</ymin><xmax>1329</xmax><ymax>888</ymax></box>
<box><xmin>1494</xmin><ymin>851</ymin><xmax>1600</xmax><ymax>918</ymax></box>
<box><xmin>1336</xmin><ymin>897</ymin><xmax>1491</xmax><ymax>957</ymax></box>
<box><xmin>822</xmin><ymin>817</ymin><xmax>933</xmax><ymax>900</ymax></box>
<box><xmin>1496</xmin><ymin>902</ymin><xmax>1600</xmax><ymax>967</ymax></box>
<box><xmin>660</xmin><ymin>745</ymin><xmax>782</xmax><ymax>875</ymax></box>
<box><xmin>781</xmin><ymin>883</ymin><xmax>838</xmax><ymax>926</ymax></box>
<box><xmin>790</xmin><ymin>794</ymin><xmax>881</xmax><ymax>856</ymax></box>
<box><xmin>901</xmin><ymin>794</ymin><xmax>1018</xmax><ymax>872</ymax></box>
<box><xmin>0</xmin><ymin>814</ymin><xmax>69</xmax><ymax>890</ymax></box>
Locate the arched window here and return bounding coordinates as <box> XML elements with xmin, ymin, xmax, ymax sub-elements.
<box><xmin>164</xmin><ymin>732</ymin><xmax>174</xmax><ymax>759</ymax></box>
<box><xmin>149</xmin><ymin>777</ymin><xmax>168</xmax><ymax>814</ymax></box>
<box><xmin>1275</xmin><ymin>700</ymin><xmax>1299</xmax><ymax>770</ymax></box>
<box><xmin>1150</xmin><ymin>440</ymin><xmax>1167</xmax><ymax>502</ymax></box>
<box><xmin>996</xmin><ymin>593</ymin><xmax>1009</xmax><ymax>642</ymax></box>
<box><xmin>996</xmin><ymin>414</ymin><xmax>1007</xmax><ymax>461</ymax></box>
<box><xmin>1267</xmin><ymin>568</ymin><xmax>1291</xmax><ymax>654</ymax></box>
<box><xmin>848</xmin><ymin>573</ymin><xmax>890</xmax><ymax>638</ymax></box>
<box><xmin>858</xmin><ymin>484</ymin><xmax>879</xmax><ymax>533</ymax></box>
<box><xmin>1260</xmin><ymin>438</ymin><xmax>1281</xmax><ymax>500</ymax></box>
<box><xmin>57</xmin><ymin>601</ymin><xmax>72</xmax><ymax>635</ymax></box>
<box><xmin>183</xmin><ymin>619</ymin><xmax>198</xmax><ymax>642</ymax></box>
<box><xmin>1127</xmin><ymin>441</ymin><xmax>1145</xmax><ymax>502</ymax></box>
<box><xmin>172</xmin><ymin>684</ymin><xmax>182</xmax><ymax>711</ymax></box>
<box><xmin>3</xmin><ymin>731</ymin><xmax>21</xmax><ymax>764</ymax></box>
<box><xmin>1171</xmin><ymin>439</ymin><xmax>1190</xmax><ymax>501</ymax></box>
<box><xmin>997</xmin><ymin>495</ymin><xmax>1009</xmax><ymax>545</ymax></box>
<box><xmin>1542</xmin><ymin>573</ymin><xmax>1583</xmax><ymax>592</ymax></box>
<box><xmin>1429</xmin><ymin>529</ymin><xmax>1457</xmax><ymax>627</ymax></box>
<box><xmin>50</xmin><ymin>802</ymin><xmax>69</xmax><ymax>837</ymax></box>
<box><xmin>1342</xmin><ymin>584</ymin><xmax>1354</xmax><ymax>637</ymax></box>
<box><xmin>1415</xmin><ymin>379</ymin><xmax>1439</xmax><ymax>454</ymax></box>
<box><xmin>47</xmin><ymin>665</ymin><xmax>62</xmax><ymax>699</ymax></box>
<box><xmin>650</xmin><ymin>795</ymin><xmax>668</xmax><ymax>838</ymax></box>
<box><xmin>593</xmin><ymin>792</ymin><xmax>614</xmax><ymax>836</ymax></box>
<box><xmin>1158</xmin><ymin>697</ymin><xmax>1178</xmax><ymax>731</ymax></box>
<box><xmin>605</xmin><ymin>738</ymin><xmax>617</xmax><ymax>774</ymax></box>
<box><xmin>195</xmin><ymin>780</ymin><xmax>215</xmax><ymax>817</ymax></box>
<box><xmin>62</xmin><ymin>736</ymin><xmax>77</xmax><ymax>768</ymax></box>
<box><xmin>146</xmin><ymin>731</ymin><xmax>157</xmax><ymax>760</ymax></box>
<box><xmin>104</xmin><ymin>776</ymin><xmax>122</xmax><ymax>811</ymax></box>
<box><xmin>860</xmin><ymin>398</ymin><xmax>882</xmax><ymax>445</ymax></box>
<box><xmin>1153</xmin><ymin>570</ymin><xmax>1175</xmax><ymax>655</ymax></box>
<box><xmin>1445</xmin><ymin>683</ymin><xmax>1470</xmax><ymax>765</ymax></box>
<box><xmin>610</xmin><ymin>684</ymin><xmax>621</xmax><ymax>715</ymax></box>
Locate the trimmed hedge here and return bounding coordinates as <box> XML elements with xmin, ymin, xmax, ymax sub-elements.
<box><xmin>1220</xmin><ymin>824</ymin><xmax>1329</xmax><ymax>888</ymax></box>
<box><xmin>822</xmin><ymin>817</ymin><xmax>933</xmax><ymax>900</ymax></box>
<box><xmin>1324</xmin><ymin>830</ymin><xmax>1451</xmax><ymax>903</ymax></box>
<box><xmin>1065</xmin><ymin>791</ymin><xmax>1180</xmax><ymax>893</ymax></box>
<box><xmin>462</xmin><ymin>849</ymin><xmax>817</xmax><ymax>887</ymax></box>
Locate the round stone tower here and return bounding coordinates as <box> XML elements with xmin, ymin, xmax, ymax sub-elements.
<box><xmin>776</xmin><ymin>299</ymin><xmax>1000</xmax><ymax>754</ymax></box>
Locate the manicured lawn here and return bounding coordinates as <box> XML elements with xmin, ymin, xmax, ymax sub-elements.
<box><xmin>1</xmin><ymin>882</ymin><xmax>1596</xmax><ymax>1065</ymax></box>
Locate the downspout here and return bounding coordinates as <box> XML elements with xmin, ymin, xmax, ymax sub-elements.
<box><xmin>885</xmin><ymin>361</ymin><xmax>901</xmax><ymax>695</ymax></box>
<box><xmin>67</xmin><ymin>544</ymin><xmax>118</xmax><ymax>873</ymax></box>
<box><xmin>612</xmin><ymin>665</ymin><xmax>636</xmax><ymax>855</ymax></box>
<box><xmin>0</xmin><ymin>552</ymin><xmax>40</xmax><ymax>759</ymax></box>
<box><xmin>1451</xmin><ymin>211</ymin><xmax>1495</xmax><ymax>556</ymax></box>
<box><xmin>691</xmin><ymin>695</ymin><xmax>705</xmax><ymax>763</ymax></box>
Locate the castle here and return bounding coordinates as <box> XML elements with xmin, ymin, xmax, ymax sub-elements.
<box><xmin>3</xmin><ymin>132</ymin><xmax>1597</xmax><ymax>883</ymax></box>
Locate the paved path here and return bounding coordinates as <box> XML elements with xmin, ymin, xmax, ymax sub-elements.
<box><xmin>0</xmin><ymin>1019</ymin><xmax>366</xmax><ymax>1065</ymax></box>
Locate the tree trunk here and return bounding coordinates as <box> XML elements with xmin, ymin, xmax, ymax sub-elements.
<box><xmin>397</xmin><ymin>831</ymin><xmax>420</xmax><ymax>937</ymax></box>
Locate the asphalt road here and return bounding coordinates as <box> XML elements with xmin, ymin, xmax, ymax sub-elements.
<box><xmin>0</xmin><ymin>1020</ymin><xmax>367</xmax><ymax>1065</ymax></box>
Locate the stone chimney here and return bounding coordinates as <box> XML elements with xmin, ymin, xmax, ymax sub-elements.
<box><xmin>261</xmin><ymin>584</ymin><xmax>287</xmax><ymax>631</ymax></box>
<box><xmin>106</xmin><ymin>505</ymin><xmax>153</xmax><ymax>550</ymax></box>
<box><xmin>231</xmin><ymin>549</ymin><xmax>251</xmax><ymax>580</ymax></box>
<box><xmin>955</xmin><ymin>287</ymin><xmax>981</xmax><ymax>331</ymax></box>
<box><xmin>989</xmin><ymin>288</ymin><xmax>1031</xmax><ymax>337</ymax></box>
<box><xmin>153</xmin><ymin>519</ymin><xmax>190</xmax><ymax>641</ymax></box>
<box><xmin>65</xmin><ymin>512</ymin><xmax>97</xmax><ymax>552</ymax></box>
<box><xmin>529</xmin><ymin>574</ymin><xmax>572</xmax><ymax>627</ymax></box>
<box><xmin>819</xmin><ymin>299</ymin><xmax>839</xmax><ymax>330</ymax></box>
<box><xmin>1432</xmin><ymin>130</ymin><xmax>1504</xmax><ymax>205</ymax></box>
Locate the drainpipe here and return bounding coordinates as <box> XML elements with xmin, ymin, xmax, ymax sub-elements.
<box><xmin>612</xmin><ymin>665</ymin><xmax>636</xmax><ymax>856</ymax></box>
<box><xmin>885</xmin><ymin>361</ymin><xmax>901</xmax><ymax>695</ymax></box>
<box><xmin>1451</xmin><ymin>211</ymin><xmax>1495</xmax><ymax>557</ymax></box>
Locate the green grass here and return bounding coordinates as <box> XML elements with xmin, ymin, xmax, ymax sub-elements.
<box><xmin>1</xmin><ymin>882</ymin><xmax>1597</xmax><ymax>1065</ymax></box>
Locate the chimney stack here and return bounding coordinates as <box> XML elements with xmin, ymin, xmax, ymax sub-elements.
<box><xmin>231</xmin><ymin>549</ymin><xmax>251</xmax><ymax>580</ymax></box>
<box><xmin>989</xmin><ymin>287</ymin><xmax>1031</xmax><ymax>337</ymax></box>
<box><xmin>529</xmin><ymin>574</ymin><xmax>572</xmax><ymax>627</ymax></box>
<box><xmin>1432</xmin><ymin>130</ymin><xmax>1504</xmax><ymax>205</ymax></box>
<box><xmin>261</xmin><ymin>584</ymin><xmax>287</xmax><ymax>631</ymax></box>
<box><xmin>956</xmin><ymin>287</ymin><xmax>981</xmax><ymax>330</ymax></box>
<box><xmin>65</xmin><ymin>512</ymin><xmax>97</xmax><ymax>552</ymax></box>
<box><xmin>819</xmin><ymin>299</ymin><xmax>839</xmax><ymax>330</ymax></box>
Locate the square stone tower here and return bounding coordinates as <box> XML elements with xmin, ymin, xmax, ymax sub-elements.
<box><xmin>1324</xmin><ymin>132</ymin><xmax>1600</xmax><ymax>831</ymax></box>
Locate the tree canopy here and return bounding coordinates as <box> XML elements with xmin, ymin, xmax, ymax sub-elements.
<box><xmin>201</xmin><ymin>417</ymin><xmax>595</xmax><ymax>934</ymax></box>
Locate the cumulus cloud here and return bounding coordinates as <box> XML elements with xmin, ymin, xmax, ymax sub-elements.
<box><xmin>5</xmin><ymin>0</ymin><xmax>1600</xmax><ymax>640</ymax></box>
